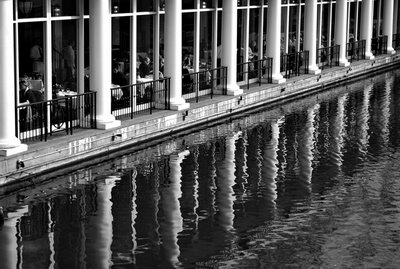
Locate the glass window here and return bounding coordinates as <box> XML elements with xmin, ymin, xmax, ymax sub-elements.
<box><xmin>182</xmin><ymin>13</ymin><xmax>194</xmax><ymax>67</ymax></box>
<box><xmin>52</xmin><ymin>20</ymin><xmax>77</xmax><ymax>92</ymax></box>
<box><xmin>111</xmin><ymin>0</ymin><xmax>131</xmax><ymax>14</ymax></box>
<box><xmin>183</xmin><ymin>0</ymin><xmax>195</xmax><ymax>9</ymax></box>
<box><xmin>137</xmin><ymin>15</ymin><xmax>154</xmax><ymax>78</ymax></box>
<box><xmin>200</xmin><ymin>11</ymin><xmax>213</xmax><ymax>67</ymax></box>
<box><xmin>249</xmin><ymin>8</ymin><xmax>259</xmax><ymax>58</ymax></box>
<box><xmin>112</xmin><ymin>17</ymin><xmax>131</xmax><ymax>84</ymax></box>
<box><xmin>18</xmin><ymin>0</ymin><xmax>45</xmax><ymax>18</ymax></box>
<box><xmin>51</xmin><ymin>0</ymin><xmax>77</xmax><ymax>17</ymax></box>
<box><xmin>138</xmin><ymin>0</ymin><xmax>155</xmax><ymax>12</ymax></box>
<box><xmin>18</xmin><ymin>22</ymin><xmax>44</xmax><ymax>79</ymax></box>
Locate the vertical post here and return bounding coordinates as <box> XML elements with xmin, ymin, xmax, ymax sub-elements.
<box><xmin>89</xmin><ymin>0</ymin><xmax>121</xmax><ymax>129</ymax></box>
<box><xmin>360</xmin><ymin>0</ymin><xmax>375</xmax><ymax>59</ymax></box>
<box><xmin>0</xmin><ymin>0</ymin><xmax>27</xmax><ymax>156</ymax></box>
<box><xmin>304</xmin><ymin>0</ymin><xmax>321</xmax><ymax>74</ymax></box>
<box><xmin>383</xmin><ymin>0</ymin><xmax>396</xmax><ymax>54</ymax></box>
<box><xmin>266</xmin><ymin>0</ymin><xmax>286</xmax><ymax>83</ymax></box>
<box><xmin>164</xmin><ymin>0</ymin><xmax>190</xmax><ymax>110</ymax></box>
<box><xmin>221</xmin><ymin>0</ymin><xmax>243</xmax><ymax>95</ymax></box>
<box><xmin>335</xmin><ymin>0</ymin><xmax>350</xmax><ymax>66</ymax></box>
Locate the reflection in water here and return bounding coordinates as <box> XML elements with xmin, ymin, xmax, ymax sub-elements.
<box><xmin>86</xmin><ymin>176</ymin><xmax>120</xmax><ymax>269</ymax></box>
<box><xmin>2</xmin><ymin>69</ymin><xmax>400</xmax><ymax>268</ymax></box>
<box><xmin>160</xmin><ymin>150</ymin><xmax>189</xmax><ymax>268</ymax></box>
<box><xmin>216</xmin><ymin>132</ymin><xmax>240</xmax><ymax>232</ymax></box>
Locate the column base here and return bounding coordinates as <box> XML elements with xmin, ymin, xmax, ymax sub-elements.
<box><xmin>96</xmin><ymin>114</ymin><xmax>121</xmax><ymax>130</ymax></box>
<box><xmin>366</xmin><ymin>53</ymin><xmax>375</xmax><ymax>60</ymax></box>
<box><xmin>339</xmin><ymin>59</ymin><xmax>350</xmax><ymax>67</ymax></box>
<box><xmin>226</xmin><ymin>84</ymin><xmax>243</xmax><ymax>96</ymax></box>
<box><xmin>272</xmin><ymin>75</ymin><xmax>286</xmax><ymax>84</ymax></box>
<box><xmin>170</xmin><ymin>98</ymin><xmax>190</xmax><ymax>111</ymax></box>
<box><xmin>309</xmin><ymin>65</ymin><xmax>321</xmax><ymax>75</ymax></box>
<box><xmin>0</xmin><ymin>144</ymin><xmax>28</xmax><ymax>157</ymax></box>
<box><xmin>387</xmin><ymin>47</ymin><xmax>396</xmax><ymax>54</ymax></box>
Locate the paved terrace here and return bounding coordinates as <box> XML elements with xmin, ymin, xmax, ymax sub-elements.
<box><xmin>1</xmin><ymin>54</ymin><xmax>400</xmax><ymax>189</ymax></box>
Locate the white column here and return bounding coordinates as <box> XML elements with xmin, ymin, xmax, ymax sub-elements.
<box><xmin>164</xmin><ymin>0</ymin><xmax>190</xmax><ymax>110</ymax></box>
<box><xmin>0</xmin><ymin>0</ymin><xmax>27</xmax><ymax>156</ymax></box>
<box><xmin>360</xmin><ymin>0</ymin><xmax>375</xmax><ymax>59</ymax></box>
<box><xmin>383</xmin><ymin>0</ymin><xmax>396</xmax><ymax>54</ymax></box>
<box><xmin>221</xmin><ymin>0</ymin><xmax>243</xmax><ymax>95</ymax></box>
<box><xmin>304</xmin><ymin>0</ymin><xmax>321</xmax><ymax>74</ymax></box>
<box><xmin>335</xmin><ymin>0</ymin><xmax>350</xmax><ymax>66</ymax></box>
<box><xmin>266</xmin><ymin>0</ymin><xmax>286</xmax><ymax>83</ymax></box>
<box><xmin>89</xmin><ymin>0</ymin><xmax>121</xmax><ymax>129</ymax></box>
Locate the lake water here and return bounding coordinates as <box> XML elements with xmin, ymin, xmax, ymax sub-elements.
<box><xmin>1</xmin><ymin>68</ymin><xmax>400</xmax><ymax>269</ymax></box>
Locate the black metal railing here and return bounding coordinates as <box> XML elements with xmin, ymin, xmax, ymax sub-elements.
<box><xmin>16</xmin><ymin>92</ymin><xmax>96</xmax><ymax>143</ymax></box>
<box><xmin>182</xmin><ymin>66</ymin><xmax>227</xmax><ymax>103</ymax></box>
<box><xmin>316</xmin><ymin>44</ymin><xmax>340</xmax><ymax>70</ymax></box>
<box><xmin>371</xmin><ymin>35</ymin><xmax>388</xmax><ymax>55</ymax></box>
<box><xmin>111</xmin><ymin>77</ymin><xmax>170</xmax><ymax>119</ymax></box>
<box><xmin>280</xmin><ymin>51</ymin><xmax>309</xmax><ymax>79</ymax></box>
<box><xmin>346</xmin><ymin>40</ymin><xmax>366</xmax><ymax>62</ymax></box>
<box><xmin>393</xmin><ymin>33</ymin><xmax>400</xmax><ymax>50</ymax></box>
<box><xmin>237</xmin><ymin>57</ymin><xmax>273</xmax><ymax>90</ymax></box>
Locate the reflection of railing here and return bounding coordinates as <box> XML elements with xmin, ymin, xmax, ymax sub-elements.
<box><xmin>346</xmin><ymin>40</ymin><xmax>366</xmax><ymax>62</ymax></box>
<box><xmin>393</xmin><ymin>33</ymin><xmax>400</xmax><ymax>50</ymax></box>
<box><xmin>183</xmin><ymin>66</ymin><xmax>227</xmax><ymax>103</ymax></box>
<box><xmin>280</xmin><ymin>51</ymin><xmax>309</xmax><ymax>78</ymax></box>
<box><xmin>237</xmin><ymin>58</ymin><xmax>273</xmax><ymax>90</ymax></box>
<box><xmin>371</xmin><ymin>35</ymin><xmax>388</xmax><ymax>56</ymax></box>
<box><xmin>16</xmin><ymin>92</ymin><xmax>97</xmax><ymax>143</ymax></box>
<box><xmin>316</xmin><ymin>44</ymin><xmax>340</xmax><ymax>70</ymax></box>
<box><xmin>111</xmin><ymin>77</ymin><xmax>170</xmax><ymax>119</ymax></box>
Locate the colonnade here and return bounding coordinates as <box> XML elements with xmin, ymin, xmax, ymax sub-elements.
<box><xmin>0</xmin><ymin>0</ymin><xmax>398</xmax><ymax>156</ymax></box>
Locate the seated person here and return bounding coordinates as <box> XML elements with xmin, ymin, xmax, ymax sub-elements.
<box><xmin>112</xmin><ymin>62</ymin><xmax>129</xmax><ymax>98</ymax></box>
<box><xmin>138</xmin><ymin>57</ymin><xmax>151</xmax><ymax>78</ymax></box>
<box><xmin>19</xmin><ymin>79</ymin><xmax>45</xmax><ymax>122</ymax></box>
<box><xmin>182</xmin><ymin>67</ymin><xmax>193</xmax><ymax>94</ymax></box>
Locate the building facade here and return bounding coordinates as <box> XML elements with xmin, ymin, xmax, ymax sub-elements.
<box><xmin>0</xmin><ymin>0</ymin><xmax>399</xmax><ymax>157</ymax></box>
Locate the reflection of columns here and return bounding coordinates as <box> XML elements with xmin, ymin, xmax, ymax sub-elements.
<box><xmin>335</xmin><ymin>0</ymin><xmax>350</xmax><ymax>66</ymax></box>
<box><xmin>261</xmin><ymin>121</ymin><xmax>280</xmax><ymax>211</ymax></box>
<box><xmin>267</xmin><ymin>0</ymin><xmax>286</xmax><ymax>83</ymax></box>
<box><xmin>131</xmin><ymin>169</ymin><xmax>138</xmax><ymax>264</ymax></box>
<box><xmin>304</xmin><ymin>0</ymin><xmax>321</xmax><ymax>74</ymax></box>
<box><xmin>360</xmin><ymin>0</ymin><xmax>375</xmax><ymax>59</ymax></box>
<box><xmin>0</xmin><ymin>0</ymin><xmax>27</xmax><ymax>156</ymax></box>
<box><xmin>380</xmin><ymin>74</ymin><xmax>393</xmax><ymax>146</ymax></box>
<box><xmin>161</xmin><ymin>150</ymin><xmax>189</xmax><ymax>267</ymax></box>
<box><xmin>216</xmin><ymin>132</ymin><xmax>240</xmax><ymax>231</ymax></box>
<box><xmin>383</xmin><ymin>0</ymin><xmax>396</xmax><ymax>54</ymax></box>
<box><xmin>331</xmin><ymin>95</ymin><xmax>347</xmax><ymax>170</ymax></box>
<box><xmin>298</xmin><ymin>105</ymin><xmax>318</xmax><ymax>187</ymax></box>
<box><xmin>358</xmin><ymin>84</ymin><xmax>372</xmax><ymax>154</ymax></box>
<box><xmin>89</xmin><ymin>0</ymin><xmax>121</xmax><ymax>129</ymax></box>
<box><xmin>0</xmin><ymin>206</ymin><xmax>29</xmax><ymax>269</ymax></box>
<box><xmin>221</xmin><ymin>0</ymin><xmax>243</xmax><ymax>95</ymax></box>
<box><xmin>86</xmin><ymin>176</ymin><xmax>119</xmax><ymax>269</ymax></box>
<box><xmin>164</xmin><ymin>0</ymin><xmax>190</xmax><ymax>110</ymax></box>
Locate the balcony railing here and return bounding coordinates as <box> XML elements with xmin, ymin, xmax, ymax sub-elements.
<box><xmin>111</xmin><ymin>77</ymin><xmax>170</xmax><ymax>119</ymax></box>
<box><xmin>182</xmin><ymin>66</ymin><xmax>227</xmax><ymax>103</ymax></box>
<box><xmin>371</xmin><ymin>35</ymin><xmax>388</xmax><ymax>56</ymax></box>
<box><xmin>16</xmin><ymin>92</ymin><xmax>97</xmax><ymax>143</ymax></box>
<box><xmin>316</xmin><ymin>44</ymin><xmax>340</xmax><ymax>70</ymax></box>
<box><xmin>237</xmin><ymin>57</ymin><xmax>273</xmax><ymax>90</ymax></box>
<box><xmin>393</xmin><ymin>33</ymin><xmax>400</xmax><ymax>50</ymax></box>
<box><xmin>280</xmin><ymin>51</ymin><xmax>309</xmax><ymax>78</ymax></box>
<box><xmin>346</xmin><ymin>40</ymin><xmax>366</xmax><ymax>62</ymax></box>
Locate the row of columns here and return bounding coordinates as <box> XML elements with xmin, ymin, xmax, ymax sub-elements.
<box><xmin>0</xmin><ymin>0</ymin><xmax>398</xmax><ymax>156</ymax></box>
